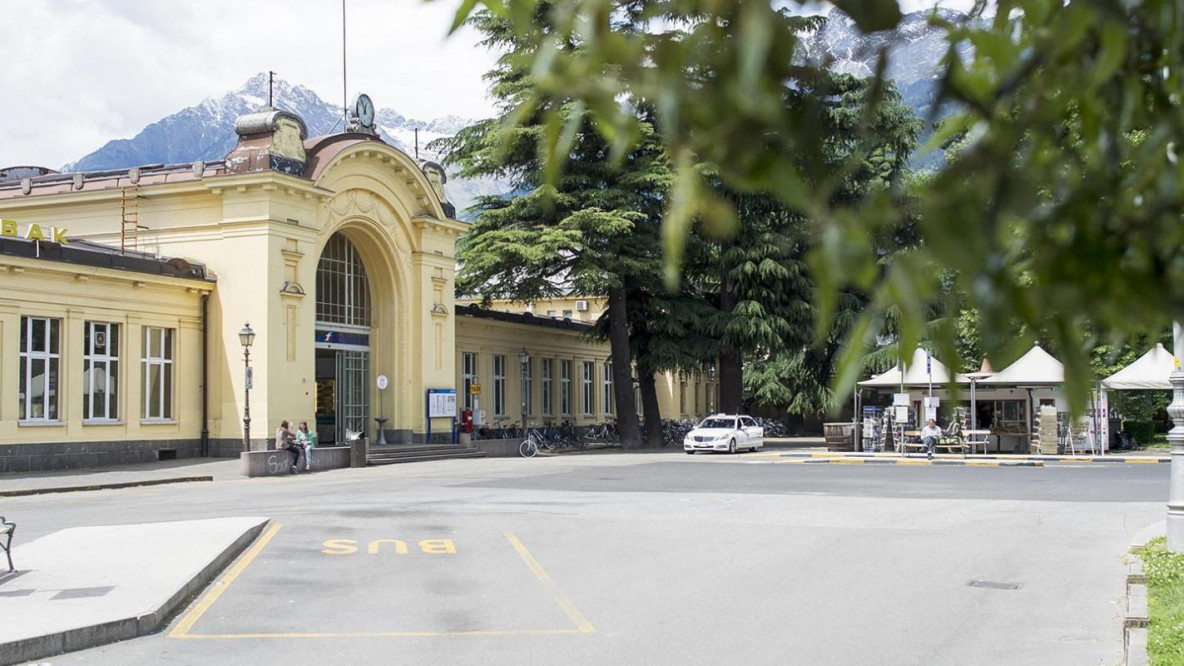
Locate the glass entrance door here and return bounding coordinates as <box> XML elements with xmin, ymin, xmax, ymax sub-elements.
<box><xmin>337</xmin><ymin>350</ymin><xmax>370</xmax><ymax>442</ymax></box>
<box><xmin>315</xmin><ymin>348</ymin><xmax>370</xmax><ymax>444</ymax></box>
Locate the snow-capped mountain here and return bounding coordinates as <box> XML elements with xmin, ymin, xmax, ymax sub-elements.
<box><xmin>63</xmin><ymin>73</ymin><xmax>505</xmax><ymax>217</ymax></box>
<box><xmin>799</xmin><ymin>7</ymin><xmax>976</xmax><ymax>122</ymax></box>
<box><xmin>62</xmin><ymin>10</ymin><xmax>966</xmax><ymax>213</ymax></box>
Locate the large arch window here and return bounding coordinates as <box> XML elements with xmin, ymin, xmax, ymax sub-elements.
<box><xmin>316</xmin><ymin>233</ymin><xmax>372</xmax><ymax>327</ymax></box>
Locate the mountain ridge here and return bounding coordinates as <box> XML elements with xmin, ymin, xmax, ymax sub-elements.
<box><xmin>61</xmin><ymin>9</ymin><xmax>969</xmax><ymax>216</ymax></box>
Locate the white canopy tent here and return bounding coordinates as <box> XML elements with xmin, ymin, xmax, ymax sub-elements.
<box><xmin>980</xmin><ymin>344</ymin><xmax>1065</xmax><ymax>387</ymax></box>
<box><xmin>858</xmin><ymin>347</ymin><xmax>962</xmax><ymax>388</ymax></box>
<box><xmin>1101</xmin><ymin>343</ymin><xmax>1175</xmax><ymax>390</ymax></box>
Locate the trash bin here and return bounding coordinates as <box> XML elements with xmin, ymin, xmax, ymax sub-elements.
<box><xmin>349</xmin><ymin>432</ymin><xmax>368</xmax><ymax>468</ymax></box>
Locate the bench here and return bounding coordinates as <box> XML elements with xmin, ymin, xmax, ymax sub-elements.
<box><xmin>1</xmin><ymin>515</ymin><xmax>14</xmax><ymax>572</ymax></box>
<box><xmin>901</xmin><ymin>426</ymin><xmax>968</xmax><ymax>458</ymax></box>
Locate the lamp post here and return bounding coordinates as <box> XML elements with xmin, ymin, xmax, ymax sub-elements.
<box><xmin>239</xmin><ymin>322</ymin><xmax>255</xmax><ymax>452</ymax></box>
<box><xmin>1168</xmin><ymin>322</ymin><xmax>1184</xmax><ymax>551</ymax></box>
<box><xmin>519</xmin><ymin>348</ymin><xmax>529</xmax><ymax>437</ymax></box>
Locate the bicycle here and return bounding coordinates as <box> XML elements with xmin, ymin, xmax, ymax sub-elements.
<box><xmin>520</xmin><ymin>429</ymin><xmax>542</xmax><ymax>457</ymax></box>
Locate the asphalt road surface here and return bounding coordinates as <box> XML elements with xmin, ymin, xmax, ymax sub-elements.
<box><xmin>6</xmin><ymin>452</ymin><xmax>1168</xmax><ymax>665</ymax></box>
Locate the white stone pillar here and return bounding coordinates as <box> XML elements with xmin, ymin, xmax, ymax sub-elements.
<box><xmin>1168</xmin><ymin>321</ymin><xmax>1184</xmax><ymax>552</ymax></box>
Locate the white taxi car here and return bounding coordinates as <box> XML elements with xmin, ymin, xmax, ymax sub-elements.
<box><xmin>684</xmin><ymin>414</ymin><xmax>764</xmax><ymax>454</ymax></box>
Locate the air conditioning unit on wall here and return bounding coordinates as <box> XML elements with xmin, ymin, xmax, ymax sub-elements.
<box><xmin>575</xmin><ymin>300</ymin><xmax>588</xmax><ymax>311</ymax></box>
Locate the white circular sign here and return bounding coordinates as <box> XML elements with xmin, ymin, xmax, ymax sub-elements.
<box><xmin>376</xmin><ymin>374</ymin><xmax>389</xmax><ymax>390</ymax></box>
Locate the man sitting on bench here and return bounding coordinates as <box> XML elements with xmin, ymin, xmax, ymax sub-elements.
<box><xmin>921</xmin><ymin>418</ymin><xmax>943</xmax><ymax>460</ymax></box>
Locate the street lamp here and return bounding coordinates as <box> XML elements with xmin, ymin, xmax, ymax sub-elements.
<box><xmin>239</xmin><ymin>322</ymin><xmax>255</xmax><ymax>452</ymax></box>
<box><xmin>1169</xmin><ymin>322</ymin><xmax>1184</xmax><ymax>551</ymax></box>
<box><xmin>519</xmin><ymin>348</ymin><xmax>529</xmax><ymax>437</ymax></box>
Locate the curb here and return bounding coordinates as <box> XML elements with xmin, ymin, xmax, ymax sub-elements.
<box><xmin>0</xmin><ymin>475</ymin><xmax>214</xmax><ymax>498</ymax></box>
<box><xmin>748</xmin><ymin>453</ymin><xmax>1168</xmax><ymax>464</ymax></box>
<box><xmin>1123</xmin><ymin>547</ymin><xmax>1151</xmax><ymax>666</ymax></box>
<box><xmin>0</xmin><ymin>518</ymin><xmax>268</xmax><ymax>666</ymax></box>
<box><xmin>768</xmin><ymin>458</ymin><xmax>1044</xmax><ymax>467</ymax></box>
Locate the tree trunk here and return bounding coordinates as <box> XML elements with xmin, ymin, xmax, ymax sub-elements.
<box><xmin>607</xmin><ymin>287</ymin><xmax>642</xmax><ymax>449</ymax></box>
<box><xmin>718</xmin><ymin>260</ymin><xmax>744</xmax><ymax>413</ymax></box>
<box><xmin>639</xmin><ymin>371</ymin><xmax>664</xmax><ymax>447</ymax></box>
<box><xmin>719</xmin><ymin>350</ymin><xmax>743</xmax><ymax>414</ymax></box>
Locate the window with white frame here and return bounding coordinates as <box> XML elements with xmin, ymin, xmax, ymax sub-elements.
<box><xmin>84</xmin><ymin>321</ymin><xmax>120</xmax><ymax>421</ymax></box>
<box><xmin>142</xmin><ymin>327</ymin><xmax>174</xmax><ymax>420</ymax></box>
<box><xmin>522</xmin><ymin>358</ymin><xmax>533</xmax><ymax>417</ymax></box>
<box><xmin>19</xmin><ymin>316</ymin><xmax>60</xmax><ymax>421</ymax></box>
<box><xmin>602</xmin><ymin>362</ymin><xmax>613</xmax><ymax>414</ymax></box>
<box><xmin>541</xmin><ymin>359</ymin><xmax>553</xmax><ymax>415</ymax></box>
<box><xmin>462</xmin><ymin>352</ymin><xmax>477</xmax><ymax>410</ymax></box>
<box><xmin>493</xmin><ymin>354</ymin><xmax>506</xmax><ymax>416</ymax></box>
<box><xmin>582</xmin><ymin>361</ymin><xmax>594</xmax><ymax>415</ymax></box>
<box><xmin>560</xmin><ymin>360</ymin><xmax>572</xmax><ymax>415</ymax></box>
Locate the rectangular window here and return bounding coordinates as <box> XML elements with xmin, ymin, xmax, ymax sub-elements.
<box><xmin>142</xmin><ymin>327</ymin><xmax>174</xmax><ymax>420</ymax></box>
<box><xmin>602</xmin><ymin>362</ymin><xmax>614</xmax><ymax>415</ymax></box>
<box><xmin>19</xmin><ymin>316</ymin><xmax>61</xmax><ymax>421</ymax></box>
<box><xmin>679</xmin><ymin>374</ymin><xmax>687</xmax><ymax>415</ymax></box>
<box><xmin>493</xmin><ymin>354</ymin><xmax>506</xmax><ymax>416</ymax></box>
<box><xmin>560</xmin><ymin>360</ymin><xmax>572</xmax><ymax>415</ymax></box>
<box><xmin>541</xmin><ymin>359</ymin><xmax>553</xmax><ymax>416</ymax></box>
<box><xmin>693</xmin><ymin>372</ymin><xmax>701</xmax><ymax>416</ymax></box>
<box><xmin>582</xmin><ymin>361</ymin><xmax>594</xmax><ymax>416</ymax></box>
<box><xmin>462</xmin><ymin>352</ymin><xmax>477</xmax><ymax>410</ymax></box>
<box><xmin>522</xmin><ymin>358</ymin><xmax>533</xmax><ymax>418</ymax></box>
<box><xmin>84</xmin><ymin>321</ymin><xmax>120</xmax><ymax>421</ymax></box>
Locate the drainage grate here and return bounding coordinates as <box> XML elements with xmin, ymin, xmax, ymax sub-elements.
<box><xmin>967</xmin><ymin>579</ymin><xmax>1021</xmax><ymax>590</ymax></box>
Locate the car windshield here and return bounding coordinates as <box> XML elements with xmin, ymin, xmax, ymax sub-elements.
<box><xmin>698</xmin><ymin>418</ymin><xmax>735</xmax><ymax>430</ymax></box>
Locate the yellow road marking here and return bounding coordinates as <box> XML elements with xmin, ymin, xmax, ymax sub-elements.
<box><xmin>505</xmin><ymin>533</ymin><xmax>596</xmax><ymax>634</ymax></box>
<box><xmin>964</xmin><ymin>461</ymin><xmax>1001</xmax><ymax>467</ymax></box>
<box><xmin>896</xmin><ymin>460</ymin><xmax>932</xmax><ymax>465</ymax></box>
<box><xmin>171</xmin><ymin>522</ymin><xmax>283</xmax><ymax>638</ymax></box>
<box><xmin>1125</xmin><ymin>458</ymin><xmax>1160</xmax><ymax>464</ymax></box>
<box><xmin>173</xmin><ymin>628</ymin><xmax>585</xmax><ymax>639</ymax></box>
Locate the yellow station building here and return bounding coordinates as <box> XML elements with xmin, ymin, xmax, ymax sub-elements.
<box><xmin>0</xmin><ymin>102</ymin><xmax>715</xmax><ymax>471</ymax></box>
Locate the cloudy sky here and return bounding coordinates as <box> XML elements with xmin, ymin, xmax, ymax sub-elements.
<box><xmin>0</xmin><ymin>0</ymin><xmax>966</xmax><ymax>170</ymax></box>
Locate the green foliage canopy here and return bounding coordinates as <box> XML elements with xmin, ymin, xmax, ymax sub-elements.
<box><xmin>444</xmin><ymin>0</ymin><xmax>1184</xmax><ymax>415</ymax></box>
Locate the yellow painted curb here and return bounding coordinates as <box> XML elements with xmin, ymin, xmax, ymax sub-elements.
<box><xmin>896</xmin><ymin>460</ymin><xmax>932</xmax><ymax>465</ymax></box>
<box><xmin>1125</xmin><ymin>458</ymin><xmax>1160</xmax><ymax>464</ymax></box>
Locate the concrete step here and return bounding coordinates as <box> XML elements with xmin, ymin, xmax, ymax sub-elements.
<box><xmin>367</xmin><ymin>444</ymin><xmax>479</xmax><ymax>455</ymax></box>
<box><xmin>366</xmin><ymin>450</ymin><xmax>486</xmax><ymax>465</ymax></box>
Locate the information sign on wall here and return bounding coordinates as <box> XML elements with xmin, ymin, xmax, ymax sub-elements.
<box><xmin>427</xmin><ymin>389</ymin><xmax>457</xmax><ymax>418</ymax></box>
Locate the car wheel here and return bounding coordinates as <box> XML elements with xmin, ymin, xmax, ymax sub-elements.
<box><xmin>685</xmin><ymin>450</ymin><xmax>695</xmax><ymax>455</ymax></box>
<box><xmin>728</xmin><ymin>439</ymin><xmax>736</xmax><ymax>454</ymax></box>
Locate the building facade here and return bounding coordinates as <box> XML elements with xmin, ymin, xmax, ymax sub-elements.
<box><xmin>0</xmin><ymin>103</ymin><xmax>714</xmax><ymax>472</ymax></box>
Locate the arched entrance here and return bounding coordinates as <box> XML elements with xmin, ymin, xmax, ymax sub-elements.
<box><xmin>314</xmin><ymin>232</ymin><xmax>372</xmax><ymax>444</ymax></box>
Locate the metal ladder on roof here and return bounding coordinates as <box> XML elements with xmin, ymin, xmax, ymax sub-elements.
<box><xmin>120</xmin><ymin>186</ymin><xmax>139</xmax><ymax>253</ymax></box>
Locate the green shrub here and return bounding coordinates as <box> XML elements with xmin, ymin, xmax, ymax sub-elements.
<box><xmin>1140</xmin><ymin>537</ymin><xmax>1184</xmax><ymax>665</ymax></box>
<box><xmin>1125</xmin><ymin>420</ymin><xmax>1157</xmax><ymax>446</ymax></box>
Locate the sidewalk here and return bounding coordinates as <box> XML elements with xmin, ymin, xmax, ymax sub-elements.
<box><xmin>0</xmin><ymin>516</ymin><xmax>268</xmax><ymax>665</ymax></box>
<box><xmin>0</xmin><ymin>458</ymin><xmax>243</xmax><ymax>497</ymax></box>
<box><xmin>743</xmin><ymin>450</ymin><xmax>1171</xmax><ymax>464</ymax></box>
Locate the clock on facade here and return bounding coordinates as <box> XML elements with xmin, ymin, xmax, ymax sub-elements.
<box><xmin>351</xmin><ymin>94</ymin><xmax>375</xmax><ymax>130</ymax></box>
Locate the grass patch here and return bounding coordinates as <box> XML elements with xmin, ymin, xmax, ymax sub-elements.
<box><xmin>1141</xmin><ymin>536</ymin><xmax>1184</xmax><ymax>664</ymax></box>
